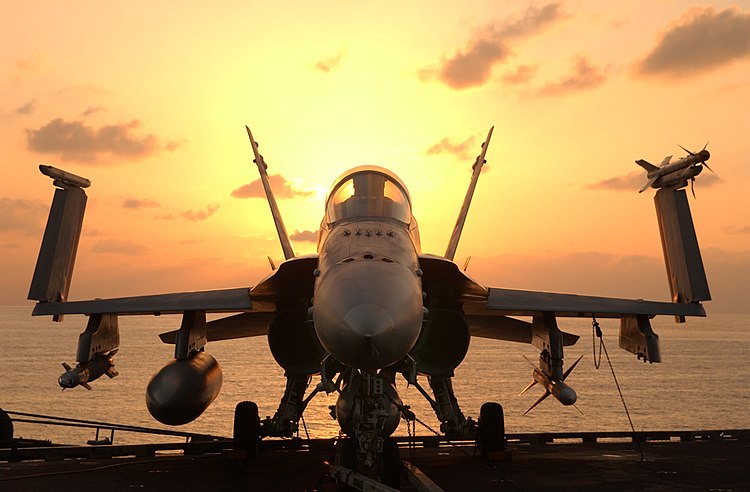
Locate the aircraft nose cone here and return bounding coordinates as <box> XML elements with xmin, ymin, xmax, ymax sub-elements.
<box><xmin>343</xmin><ymin>304</ymin><xmax>394</xmax><ymax>340</ymax></box>
<box><xmin>313</xmin><ymin>261</ymin><xmax>423</xmax><ymax>369</ymax></box>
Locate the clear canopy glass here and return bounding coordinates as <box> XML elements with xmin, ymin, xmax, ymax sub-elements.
<box><xmin>326</xmin><ymin>169</ymin><xmax>411</xmax><ymax>223</ymax></box>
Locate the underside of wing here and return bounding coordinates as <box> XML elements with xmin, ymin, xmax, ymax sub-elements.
<box><xmin>465</xmin><ymin>311</ymin><xmax>579</xmax><ymax>346</ymax></box>
<box><xmin>159</xmin><ymin>311</ymin><xmax>274</xmax><ymax>343</ymax></box>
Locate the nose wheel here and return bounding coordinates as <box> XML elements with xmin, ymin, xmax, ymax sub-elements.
<box><xmin>233</xmin><ymin>401</ymin><xmax>260</xmax><ymax>458</ymax></box>
<box><xmin>477</xmin><ymin>402</ymin><xmax>507</xmax><ymax>459</ymax></box>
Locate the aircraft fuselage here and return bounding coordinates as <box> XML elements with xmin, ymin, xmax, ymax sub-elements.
<box><xmin>312</xmin><ymin>167</ymin><xmax>425</xmax><ymax>371</ymax></box>
<box><xmin>313</xmin><ymin>218</ymin><xmax>423</xmax><ymax>370</ymax></box>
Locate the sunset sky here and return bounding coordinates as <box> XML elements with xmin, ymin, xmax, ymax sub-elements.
<box><xmin>2</xmin><ymin>1</ymin><xmax>749</xmax><ymax>313</ymax></box>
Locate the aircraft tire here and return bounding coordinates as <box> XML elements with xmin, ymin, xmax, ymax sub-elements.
<box><xmin>478</xmin><ymin>402</ymin><xmax>505</xmax><ymax>458</ymax></box>
<box><xmin>0</xmin><ymin>408</ymin><xmax>12</xmax><ymax>443</ymax></box>
<box><xmin>380</xmin><ymin>438</ymin><xmax>402</xmax><ymax>488</ymax></box>
<box><xmin>233</xmin><ymin>401</ymin><xmax>259</xmax><ymax>458</ymax></box>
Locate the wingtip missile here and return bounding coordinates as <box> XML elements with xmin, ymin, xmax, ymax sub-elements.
<box><xmin>637</xmin><ymin>144</ymin><xmax>713</xmax><ymax>194</ymax></box>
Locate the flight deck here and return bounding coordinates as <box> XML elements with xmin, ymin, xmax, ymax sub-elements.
<box><xmin>3</xmin><ymin>429</ymin><xmax>749</xmax><ymax>491</ymax></box>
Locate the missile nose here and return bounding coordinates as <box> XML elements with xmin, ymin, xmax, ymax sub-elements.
<box><xmin>58</xmin><ymin>374</ymin><xmax>73</xmax><ymax>388</ymax></box>
<box><xmin>557</xmin><ymin>386</ymin><xmax>577</xmax><ymax>406</ymax></box>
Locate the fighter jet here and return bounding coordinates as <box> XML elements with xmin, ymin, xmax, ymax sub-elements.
<box><xmin>637</xmin><ymin>144</ymin><xmax>713</xmax><ymax>196</ymax></box>
<box><xmin>28</xmin><ymin>126</ymin><xmax>709</xmax><ymax>487</ymax></box>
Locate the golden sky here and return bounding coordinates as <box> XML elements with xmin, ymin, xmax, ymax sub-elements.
<box><xmin>2</xmin><ymin>1</ymin><xmax>749</xmax><ymax>312</ymax></box>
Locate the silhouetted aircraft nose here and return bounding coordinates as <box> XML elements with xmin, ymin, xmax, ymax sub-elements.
<box><xmin>344</xmin><ymin>304</ymin><xmax>393</xmax><ymax>340</ymax></box>
<box><xmin>313</xmin><ymin>261</ymin><xmax>423</xmax><ymax>369</ymax></box>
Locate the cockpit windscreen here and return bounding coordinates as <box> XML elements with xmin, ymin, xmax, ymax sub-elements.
<box><xmin>326</xmin><ymin>170</ymin><xmax>411</xmax><ymax>223</ymax></box>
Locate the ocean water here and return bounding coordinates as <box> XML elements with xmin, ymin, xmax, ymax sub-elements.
<box><xmin>1</xmin><ymin>305</ymin><xmax>748</xmax><ymax>445</ymax></box>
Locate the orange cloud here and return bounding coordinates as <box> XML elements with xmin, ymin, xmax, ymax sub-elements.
<box><xmin>25</xmin><ymin>119</ymin><xmax>175</xmax><ymax>163</ymax></box>
<box><xmin>635</xmin><ymin>6</ymin><xmax>750</xmax><ymax>77</ymax></box>
<box><xmin>502</xmin><ymin>65</ymin><xmax>538</xmax><ymax>85</ymax></box>
<box><xmin>420</xmin><ymin>3</ymin><xmax>564</xmax><ymax>90</ymax></box>
<box><xmin>314</xmin><ymin>52</ymin><xmax>344</xmax><ymax>73</ymax></box>
<box><xmin>15</xmin><ymin>99</ymin><xmax>36</xmax><ymax>115</ymax></box>
<box><xmin>426</xmin><ymin>135</ymin><xmax>477</xmax><ymax>160</ymax></box>
<box><xmin>123</xmin><ymin>198</ymin><xmax>161</xmax><ymax>209</ymax></box>
<box><xmin>290</xmin><ymin>230</ymin><xmax>318</xmax><ymax>242</ymax></box>
<box><xmin>181</xmin><ymin>204</ymin><xmax>220</xmax><ymax>221</ymax></box>
<box><xmin>536</xmin><ymin>55</ymin><xmax>607</xmax><ymax>96</ymax></box>
<box><xmin>231</xmin><ymin>174</ymin><xmax>314</xmax><ymax>199</ymax></box>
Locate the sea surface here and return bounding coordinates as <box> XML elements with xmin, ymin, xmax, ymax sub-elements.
<box><xmin>1</xmin><ymin>305</ymin><xmax>748</xmax><ymax>445</ymax></box>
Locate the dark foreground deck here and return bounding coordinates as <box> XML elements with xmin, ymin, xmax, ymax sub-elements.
<box><xmin>2</xmin><ymin>430</ymin><xmax>749</xmax><ymax>491</ymax></box>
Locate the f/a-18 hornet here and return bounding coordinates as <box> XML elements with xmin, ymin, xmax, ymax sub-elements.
<box><xmin>28</xmin><ymin>126</ymin><xmax>710</xmax><ymax>486</ymax></box>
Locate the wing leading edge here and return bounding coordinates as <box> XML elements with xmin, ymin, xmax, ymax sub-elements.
<box><xmin>32</xmin><ymin>287</ymin><xmax>255</xmax><ymax>316</ymax></box>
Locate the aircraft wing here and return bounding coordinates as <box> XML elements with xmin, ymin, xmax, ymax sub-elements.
<box><xmin>418</xmin><ymin>254</ymin><xmax>705</xmax><ymax>348</ymax></box>
<box><xmin>32</xmin><ymin>287</ymin><xmax>255</xmax><ymax>316</ymax></box>
<box><xmin>32</xmin><ymin>255</ymin><xmax>319</xmax><ymax>317</ymax></box>
<box><xmin>483</xmin><ymin>287</ymin><xmax>705</xmax><ymax>318</ymax></box>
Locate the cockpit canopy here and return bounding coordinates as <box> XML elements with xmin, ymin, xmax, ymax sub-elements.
<box><xmin>325</xmin><ymin>166</ymin><xmax>412</xmax><ymax>224</ymax></box>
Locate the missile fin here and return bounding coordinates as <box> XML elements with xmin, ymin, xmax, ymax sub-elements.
<box><xmin>519</xmin><ymin>379</ymin><xmax>537</xmax><ymax>396</ymax></box>
<box><xmin>635</xmin><ymin>159</ymin><xmax>659</xmax><ymax>173</ymax></box>
<box><xmin>524</xmin><ymin>391</ymin><xmax>551</xmax><ymax>415</ymax></box>
<box><xmin>562</xmin><ymin>355</ymin><xmax>583</xmax><ymax>380</ymax></box>
<box><xmin>639</xmin><ymin>176</ymin><xmax>657</xmax><ymax>193</ymax></box>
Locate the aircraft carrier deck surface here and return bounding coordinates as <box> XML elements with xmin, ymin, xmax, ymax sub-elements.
<box><xmin>2</xmin><ymin>430</ymin><xmax>749</xmax><ymax>491</ymax></box>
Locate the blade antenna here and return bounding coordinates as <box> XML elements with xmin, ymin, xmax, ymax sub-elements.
<box><xmin>444</xmin><ymin>126</ymin><xmax>494</xmax><ymax>260</ymax></box>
